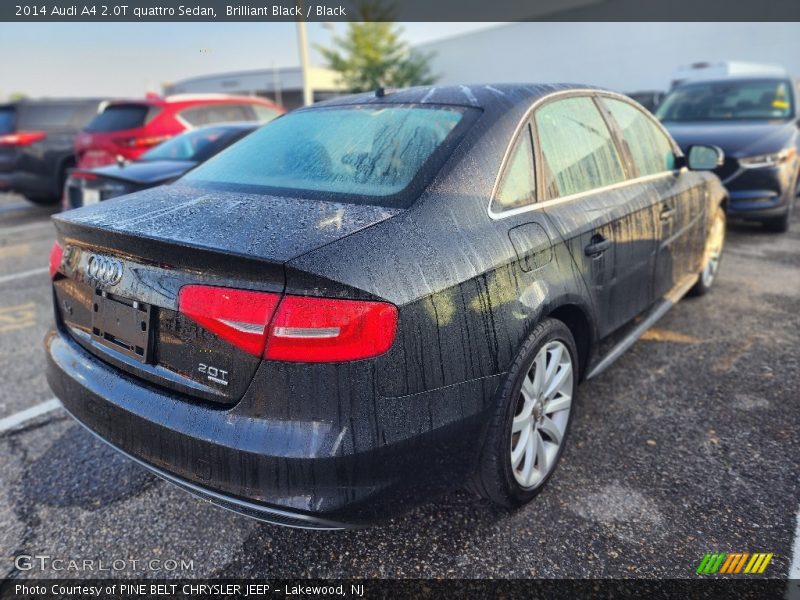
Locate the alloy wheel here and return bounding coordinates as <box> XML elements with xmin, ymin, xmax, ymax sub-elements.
<box><xmin>510</xmin><ymin>340</ymin><xmax>573</xmax><ymax>490</ymax></box>
<box><xmin>701</xmin><ymin>208</ymin><xmax>726</xmax><ymax>288</ymax></box>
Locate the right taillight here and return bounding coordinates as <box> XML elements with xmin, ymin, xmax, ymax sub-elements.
<box><xmin>0</xmin><ymin>131</ymin><xmax>46</xmax><ymax>146</ymax></box>
<box><xmin>265</xmin><ymin>295</ymin><xmax>398</xmax><ymax>362</ymax></box>
<box><xmin>49</xmin><ymin>240</ymin><xmax>64</xmax><ymax>279</ymax></box>
<box><xmin>178</xmin><ymin>285</ymin><xmax>398</xmax><ymax>362</ymax></box>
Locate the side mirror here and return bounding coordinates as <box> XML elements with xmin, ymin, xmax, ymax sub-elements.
<box><xmin>686</xmin><ymin>144</ymin><xmax>724</xmax><ymax>171</ymax></box>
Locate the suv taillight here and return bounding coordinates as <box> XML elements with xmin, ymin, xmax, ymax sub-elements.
<box><xmin>0</xmin><ymin>131</ymin><xmax>46</xmax><ymax>146</ymax></box>
<box><xmin>178</xmin><ymin>285</ymin><xmax>398</xmax><ymax>362</ymax></box>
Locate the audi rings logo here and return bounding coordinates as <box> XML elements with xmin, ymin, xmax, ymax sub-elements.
<box><xmin>86</xmin><ymin>254</ymin><xmax>124</xmax><ymax>286</ymax></box>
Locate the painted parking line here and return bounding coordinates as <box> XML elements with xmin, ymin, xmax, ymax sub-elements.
<box><xmin>0</xmin><ymin>266</ymin><xmax>48</xmax><ymax>285</ymax></box>
<box><xmin>0</xmin><ymin>243</ymin><xmax>31</xmax><ymax>260</ymax></box>
<box><xmin>0</xmin><ymin>398</ymin><xmax>61</xmax><ymax>434</ymax></box>
<box><xmin>0</xmin><ymin>302</ymin><xmax>36</xmax><ymax>334</ymax></box>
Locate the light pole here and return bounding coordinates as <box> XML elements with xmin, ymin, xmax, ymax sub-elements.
<box><xmin>296</xmin><ymin>21</ymin><xmax>313</xmax><ymax>106</ymax></box>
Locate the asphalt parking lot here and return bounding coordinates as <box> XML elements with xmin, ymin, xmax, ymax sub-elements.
<box><xmin>0</xmin><ymin>191</ymin><xmax>798</xmax><ymax>582</ymax></box>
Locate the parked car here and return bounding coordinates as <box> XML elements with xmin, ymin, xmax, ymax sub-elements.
<box><xmin>626</xmin><ymin>90</ymin><xmax>665</xmax><ymax>112</ymax></box>
<box><xmin>74</xmin><ymin>94</ymin><xmax>283</xmax><ymax>169</ymax></box>
<box><xmin>46</xmin><ymin>84</ymin><xmax>727</xmax><ymax>528</ymax></box>
<box><xmin>657</xmin><ymin>76</ymin><xmax>800</xmax><ymax>232</ymax></box>
<box><xmin>64</xmin><ymin>122</ymin><xmax>259</xmax><ymax>209</ymax></box>
<box><xmin>0</xmin><ymin>98</ymin><xmax>106</xmax><ymax>204</ymax></box>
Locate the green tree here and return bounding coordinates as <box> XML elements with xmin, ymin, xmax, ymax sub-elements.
<box><xmin>316</xmin><ymin>4</ymin><xmax>437</xmax><ymax>93</ymax></box>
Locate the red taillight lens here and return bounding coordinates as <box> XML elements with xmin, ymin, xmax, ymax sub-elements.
<box><xmin>265</xmin><ymin>296</ymin><xmax>398</xmax><ymax>362</ymax></box>
<box><xmin>178</xmin><ymin>285</ymin><xmax>281</xmax><ymax>357</ymax></box>
<box><xmin>114</xmin><ymin>135</ymin><xmax>170</xmax><ymax>149</ymax></box>
<box><xmin>178</xmin><ymin>285</ymin><xmax>398</xmax><ymax>362</ymax></box>
<box><xmin>49</xmin><ymin>241</ymin><xmax>63</xmax><ymax>279</ymax></box>
<box><xmin>0</xmin><ymin>131</ymin><xmax>46</xmax><ymax>146</ymax></box>
<box><xmin>70</xmin><ymin>171</ymin><xmax>98</xmax><ymax>181</ymax></box>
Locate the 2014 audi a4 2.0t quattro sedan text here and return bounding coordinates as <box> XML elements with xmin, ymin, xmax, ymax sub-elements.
<box><xmin>46</xmin><ymin>84</ymin><xmax>727</xmax><ymax>528</ymax></box>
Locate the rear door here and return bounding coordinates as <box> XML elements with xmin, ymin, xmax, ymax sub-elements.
<box><xmin>533</xmin><ymin>94</ymin><xmax>659</xmax><ymax>338</ymax></box>
<box><xmin>598</xmin><ymin>96</ymin><xmax>705</xmax><ymax>299</ymax></box>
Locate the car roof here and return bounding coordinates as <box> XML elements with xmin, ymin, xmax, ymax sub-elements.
<box><xmin>674</xmin><ymin>75</ymin><xmax>793</xmax><ymax>87</ymax></box>
<box><xmin>311</xmin><ymin>83</ymin><xmax>604</xmax><ymax>114</ymax></box>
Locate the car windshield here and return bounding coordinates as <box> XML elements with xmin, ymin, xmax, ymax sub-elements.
<box><xmin>656</xmin><ymin>79</ymin><xmax>795</xmax><ymax>122</ymax></box>
<box><xmin>140</xmin><ymin>126</ymin><xmax>236</xmax><ymax>162</ymax></box>
<box><xmin>84</xmin><ymin>104</ymin><xmax>150</xmax><ymax>132</ymax></box>
<box><xmin>184</xmin><ymin>105</ymin><xmax>467</xmax><ymax>203</ymax></box>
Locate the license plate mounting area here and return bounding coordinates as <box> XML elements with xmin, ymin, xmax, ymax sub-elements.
<box><xmin>91</xmin><ymin>290</ymin><xmax>153</xmax><ymax>363</ymax></box>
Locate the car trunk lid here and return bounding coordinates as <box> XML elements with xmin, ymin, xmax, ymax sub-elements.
<box><xmin>51</xmin><ymin>183</ymin><xmax>402</xmax><ymax>404</ymax></box>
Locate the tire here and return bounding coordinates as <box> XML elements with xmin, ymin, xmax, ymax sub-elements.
<box><xmin>691</xmin><ymin>204</ymin><xmax>726</xmax><ymax>297</ymax></box>
<box><xmin>24</xmin><ymin>194</ymin><xmax>59</xmax><ymax>206</ymax></box>
<box><xmin>763</xmin><ymin>212</ymin><xmax>790</xmax><ymax>233</ymax></box>
<box><xmin>473</xmin><ymin>318</ymin><xmax>578</xmax><ymax>508</ymax></box>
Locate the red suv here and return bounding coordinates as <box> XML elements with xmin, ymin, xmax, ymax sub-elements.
<box><xmin>75</xmin><ymin>94</ymin><xmax>284</xmax><ymax>168</ymax></box>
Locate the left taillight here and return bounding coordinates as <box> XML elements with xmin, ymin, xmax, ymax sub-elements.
<box><xmin>178</xmin><ymin>285</ymin><xmax>398</xmax><ymax>362</ymax></box>
<box><xmin>49</xmin><ymin>241</ymin><xmax>63</xmax><ymax>279</ymax></box>
<box><xmin>0</xmin><ymin>131</ymin><xmax>46</xmax><ymax>146</ymax></box>
<box><xmin>178</xmin><ymin>285</ymin><xmax>282</xmax><ymax>357</ymax></box>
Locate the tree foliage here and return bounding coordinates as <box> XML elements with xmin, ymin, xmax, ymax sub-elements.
<box><xmin>316</xmin><ymin>4</ymin><xmax>437</xmax><ymax>93</ymax></box>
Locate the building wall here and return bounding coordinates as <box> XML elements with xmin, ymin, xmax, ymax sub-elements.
<box><xmin>418</xmin><ymin>23</ymin><xmax>800</xmax><ymax>93</ymax></box>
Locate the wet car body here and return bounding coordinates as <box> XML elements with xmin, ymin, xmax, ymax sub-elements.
<box><xmin>45</xmin><ymin>84</ymin><xmax>726</xmax><ymax>528</ymax></box>
<box><xmin>63</xmin><ymin>123</ymin><xmax>258</xmax><ymax>209</ymax></box>
<box><xmin>658</xmin><ymin>77</ymin><xmax>800</xmax><ymax>231</ymax></box>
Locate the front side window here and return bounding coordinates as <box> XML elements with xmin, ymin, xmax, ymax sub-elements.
<box><xmin>601</xmin><ymin>97</ymin><xmax>676</xmax><ymax>176</ymax></box>
<box><xmin>493</xmin><ymin>126</ymin><xmax>536</xmax><ymax>212</ymax></box>
<box><xmin>535</xmin><ymin>96</ymin><xmax>625</xmax><ymax>199</ymax></box>
<box><xmin>185</xmin><ymin>105</ymin><xmax>467</xmax><ymax>205</ymax></box>
<box><xmin>655</xmin><ymin>79</ymin><xmax>795</xmax><ymax>122</ymax></box>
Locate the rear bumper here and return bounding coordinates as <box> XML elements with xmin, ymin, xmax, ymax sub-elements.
<box><xmin>45</xmin><ymin>326</ymin><xmax>494</xmax><ymax>526</ymax></box>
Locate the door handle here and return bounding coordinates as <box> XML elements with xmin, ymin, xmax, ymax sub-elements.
<box><xmin>584</xmin><ymin>236</ymin><xmax>611</xmax><ymax>257</ymax></box>
<box><xmin>660</xmin><ymin>206</ymin><xmax>676</xmax><ymax>220</ymax></box>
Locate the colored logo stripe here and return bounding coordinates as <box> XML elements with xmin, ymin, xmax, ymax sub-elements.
<box><xmin>697</xmin><ymin>552</ymin><xmax>773</xmax><ymax>575</ymax></box>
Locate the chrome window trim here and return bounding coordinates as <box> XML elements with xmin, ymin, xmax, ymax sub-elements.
<box><xmin>488</xmin><ymin>89</ymin><xmax>685</xmax><ymax>221</ymax></box>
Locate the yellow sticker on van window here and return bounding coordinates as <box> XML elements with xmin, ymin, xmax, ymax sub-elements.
<box><xmin>772</xmin><ymin>100</ymin><xmax>789</xmax><ymax>109</ymax></box>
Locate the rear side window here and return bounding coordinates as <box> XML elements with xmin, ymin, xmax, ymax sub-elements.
<box><xmin>0</xmin><ymin>107</ymin><xmax>15</xmax><ymax>134</ymax></box>
<box><xmin>17</xmin><ymin>103</ymin><xmax>85</xmax><ymax>130</ymax></box>
<box><xmin>493</xmin><ymin>126</ymin><xmax>536</xmax><ymax>213</ymax></box>
<box><xmin>185</xmin><ymin>105</ymin><xmax>469</xmax><ymax>205</ymax></box>
<box><xmin>180</xmin><ymin>104</ymin><xmax>252</xmax><ymax>126</ymax></box>
<box><xmin>84</xmin><ymin>104</ymin><xmax>151</xmax><ymax>132</ymax></box>
<box><xmin>601</xmin><ymin>97</ymin><xmax>675</xmax><ymax>176</ymax></box>
<box><xmin>535</xmin><ymin>96</ymin><xmax>625</xmax><ymax>199</ymax></box>
<box><xmin>252</xmin><ymin>104</ymin><xmax>280</xmax><ymax>123</ymax></box>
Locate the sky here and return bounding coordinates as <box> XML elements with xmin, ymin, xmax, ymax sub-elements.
<box><xmin>0</xmin><ymin>22</ymin><xmax>500</xmax><ymax>100</ymax></box>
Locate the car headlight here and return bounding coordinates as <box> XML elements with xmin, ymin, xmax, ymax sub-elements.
<box><xmin>738</xmin><ymin>147</ymin><xmax>796</xmax><ymax>169</ymax></box>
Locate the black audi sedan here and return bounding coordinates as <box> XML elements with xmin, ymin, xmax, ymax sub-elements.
<box><xmin>46</xmin><ymin>84</ymin><xmax>727</xmax><ymax>528</ymax></box>
<box><xmin>657</xmin><ymin>77</ymin><xmax>800</xmax><ymax>232</ymax></box>
<box><xmin>63</xmin><ymin>122</ymin><xmax>258</xmax><ymax>209</ymax></box>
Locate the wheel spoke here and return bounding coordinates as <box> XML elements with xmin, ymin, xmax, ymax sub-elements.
<box><xmin>532</xmin><ymin>349</ymin><xmax>547</xmax><ymax>396</ymax></box>
<box><xmin>544</xmin><ymin>343</ymin><xmax>563</xmax><ymax>389</ymax></box>
<box><xmin>512</xmin><ymin>412</ymin><xmax>531</xmax><ymax>433</ymax></box>
<box><xmin>544</xmin><ymin>361</ymin><xmax>572</xmax><ymax>399</ymax></box>
<box><xmin>520</xmin><ymin>428</ymin><xmax>536</xmax><ymax>485</ymax></box>
<box><xmin>535</xmin><ymin>429</ymin><xmax>548</xmax><ymax>476</ymax></box>
<box><xmin>544</xmin><ymin>394</ymin><xmax>571</xmax><ymax>414</ymax></box>
<box><xmin>539</xmin><ymin>415</ymin><xmax>562</xmax><ymax>446</ymax></box>
<box><xmin>511</xmin><ymin>423</ymin><xmax>531</xmax><ymax>468</ymax></box>
<box><xmin>520</xmin><ymin>374</ymin><xmax>536</xmax><ymax>402</ymax></box>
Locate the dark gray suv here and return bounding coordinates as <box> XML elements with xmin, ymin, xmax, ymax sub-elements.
<box><xmin>0</xmin><ymin>98</ymin><xmax>106</xmax><ymax>204</ymax></box>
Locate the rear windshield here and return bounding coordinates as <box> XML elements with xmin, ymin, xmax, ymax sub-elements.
<box><xmin>140</xmin><ymin>126</ymin><xmax>244</xmax><ymax>162</ymax></box>
<box><xmin>84</xmin><ymin>104</ymin><xmax>151</xmax><ymax>132</ymax></box>
<box><xmin>17</xmin><ymin>103</ymin><xmax>86</xmax><ymax>130</ymax></box>
<box><xmin>656</xmin><ymin>79</ymin><xmax>795</xmax><ymax>122</ymax></box>
<box><xmin>0</xmin><ymin>107</ymin><xmax>14</xmax><ymax>134</ymax></box>
<box><xmin>184</xmin><ymin>105</ymin><xmax>470</xmax><ymax>205</ymax></box>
